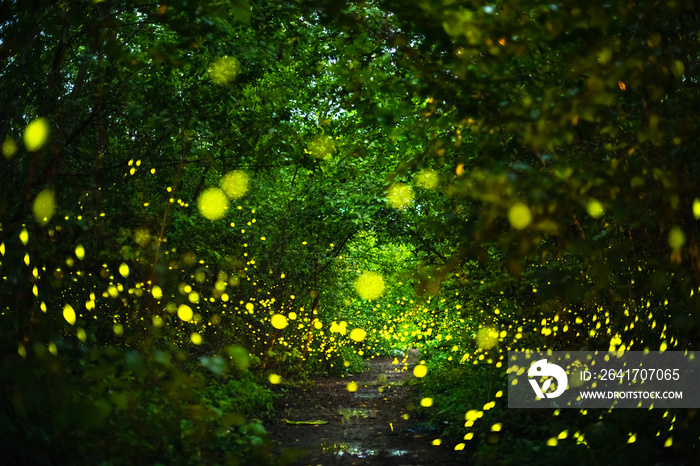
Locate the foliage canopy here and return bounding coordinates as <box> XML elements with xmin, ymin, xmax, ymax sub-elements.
<box><xmin>1</xmin><ymin>0</ymin><xmax>700</xmax><ymax>464</ymax></box>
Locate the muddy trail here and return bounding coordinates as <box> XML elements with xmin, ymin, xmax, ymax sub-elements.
<box><xmin>266</xmin><ymin>353</ymin><xmax>471</xmax><ymax>465</ymax></box>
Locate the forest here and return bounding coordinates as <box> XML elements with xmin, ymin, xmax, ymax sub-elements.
<box><xmin>1</xmin><ymin>0</ymin><xmax>699</xmax><ymax>464</ymax></box>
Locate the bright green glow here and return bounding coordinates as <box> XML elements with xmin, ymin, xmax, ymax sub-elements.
<box><xmin>271</xmin><ymin>313</ymin><xmax>288</xmax><ymax>329</ymax></box>
<box><xmin>307</xmin><ymin>135</ymin><xmax>336</xmax><ymax>160</ymax></box>
<box><xmin>2</xmin><ymin>138</ymin><xmax>18</xmax><ymax>158</ymax></box>
<box><xmin>208</xmin><ymin>57</ymin><xmax>241</xmax><ymax>85</ymax></box>
<box><xmin>198</xmin><ymin>188</ymin><xmax>229</xmax><ymax>220</ymax></box>
<box><xmin>415</xmin><ymin>169</ymin><xmax>439</xmax><ymax>189</ymax></box>
<box><xmin>586</xmin><ymin>199</ymin><xmax>604</xmax><ymax>218</ymax></box>
<box><xmin>387</xmin><ymin>183</ymin><xmax>413</xmax><ymax>210</ymax></box>
<box><xmin>63</xmin><ymin>304</ymin><xmax>76</xmax><ymax>325</ymax></box>
<box><xmin>178</xmin><ymin>304</ymin><xmax>193</xmax><ymax>322</ymax></box>
<box><xmin>354</xmin><ymin>271</ymin><xmax>385</xmax><ymax>300</ymax></box>
<box><xmin>668</xmin><ymin>226</ymin><xmax>685</xmax><ymax>250</ymax></box>
<box><xmin>33</xmin><ymin>189</ymin><xmax>56</xmax><ymax>226</ymax></box>
<box><xmin>221</xmin><ymin>170</ymin><xmax>249</xmax><ymax>199</ymax></box>
<box><xmin>24</xmin><ymin>117</ymin><xmax>50</xmax><ymax>151</ymax></box>
<box><xmin>508</xmin><ymin>203</ymin><xmax>532</xmax><ymax>230</ymax></box>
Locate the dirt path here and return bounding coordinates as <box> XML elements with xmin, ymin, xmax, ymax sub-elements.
<box><xmin>266</xmin><ymin>354</ymin><xmax>470</xmax><ymax>465</ymax></box>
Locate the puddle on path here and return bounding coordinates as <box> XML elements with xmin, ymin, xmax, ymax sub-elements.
<box><xmin>321</xmin><ymin>442</ymin><xmax>378</xmax><ymax>458</ymax></box>
<box><xmin>268</xmin><ymin>356</ymin><xmax>462</xmax><ymax>465</ymax></box>
<box><xmin>319</xmin><ymin>442</ymin><xmax>410</xmax><ymax>459</ymax></box>
<box><xmin>337</xmin><ymin>407</ymin><xmax>377</xmax><ymax>423</ymax></box>
<box><xmin>387</xmin><ymin>449</ymin><xmax>409</xmax><ymax>456</ymax></box>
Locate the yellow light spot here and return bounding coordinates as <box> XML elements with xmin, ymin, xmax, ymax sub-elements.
<box><xmin>557</xmin><ymin>429</ymin><xmax>568</xmax><ymax>439</ymax></box>
<box><xmin>151</xmin><ymin>285</ymin><xmax>163</xmax><ymax>300</ymax></box>
<box><xmin>221</xmin><ymin>170</ymin><xmax>249</xmax><ymax>199</ymax></box>
<box><xmin>288</xmin><ymin>312</ymin><xmax>297</xmax><ymax>320</ymax></box>
<box><xmin>627</xmin><ymin>433</ymin><xmax>636</xmax><ymax>444</ymax></box>
<box><xmin>314</xmin><ymin>320</ymin><xmax>323</xmax><ymax>329</ymax></box>
<box><xmin>198</xmin><ymin>188</ymin><xmax>228</xmax><ymax>220</ymax></box>
<box><xmin>307</xmin><ymin>135</ymin><xmax>336</xmax><ymax>160</ymax></box>
<box><xmin>208</xmin><ymin>56</ymin><xmax>241</xmax><ymax>85</ymax></box>
<box><xmin>271</xmin><ymin>313</ymin><xmax>289</xmax><ymax>329</ymax></box>
<box><xmin>245</xmin><ymin>302</ymin><xmax>254</xmax><ymax>313</ymax></box>
<box><xmin>191</xmin><ymin>333</ymin><xmax>203</xmax><ymax>345</ymax></box>
<box><xmin>664</xmin><ymin>436</ymin><xmax>672</xmax><ymax>447</ymax></box>
<box><xmin>0</xmin><ymin>243</ymin><xmax>4</xmax><ymax>256</ymax></box>
<box><xmin>491</xmin><ymin>423</ymin><xmax>502</xmax><ymax>432</ymax></box>
<box><xmin>415</xmin><ymin>169</ymin><xmax>440</xmax><ymax>189</ymax></box>
<box><xmin>75</xmin><ymin>244</ymin><xmax>85</xmax><ymax>260</ymax></box>
<box><xmin>454</xmin><ymin>443</ymin><xmax>465</xmax><ymax>451</ymax></box>
<box><xmin>33</xmin><ymin>189</ymin><xmax>56</xmax><ymax>225</ymax></box>
<box><xmin>413</xmin><ymin>364</ymin><xmax>428</xmax><ymax>378</ymax></box>
<box><xmin>24</xmin><ymin>117</ymin><xmax>50</xmax><ymax>151</ymax></box>
<box><xmin>119</xmin><ymin>263</ymin><xmax>129</xmax><ymax>278</ymax></box>
<box><xmin>546</xmin><ymin>437</ymin><xmax>558</xmax><ymax>446</ymax></box>
<box><xmin>508</xmin><ymin>202</ymin><xmax>532</xmax><ymax>230</ymax></box>
<box><xmin>19</xmin><ymin>229</ymin><xmax>29</xmax><ymax>245</ymax></box>
<box><xmin>672</xmin><ymin>60</ymin><xmax>685</xmax><ymax>77</ymax></box>
<box><xmin>465</xmin><ymin>410</ymin><xmax>479</xmax><ymax>421</ymax></box>
<box><xmin>269</xmin><ymin>373</ymin><xmax>282</xmax><ymax>384</ymax></box>
<box><xmin>387</xmin><ymin>183</ymin><xmax>414</xmax><ymax>210</ymax></box>
<box><xmin>668</xmin><ymin>226</ymin><xmax>685</xmax><ymax>250</ymax></box>
<box><xmin>23</xmin><ymin>252</ymin><xmax>30</xmax><ymax>266</ymax></box>
<box><xmin>421</xmin><ymin>397</ymin><xmax>433</xmax><ymax>407</ymax></box>
<box><xmin>431</xmin><ymin>438</ymin><xmax>442</xmax><ymax>446</ymax></box>
<box><xmin>354</xmin><ymin>271</ymin><xmax>385</xmax><ymax>300</ymax></box>
<box><xmin>2</xmin><ymin>138</ymin><xmax>18</xmax><ymax>158</ymax></box>
<box><xmin>475</xmin><ymin>326</ymin><xmax>498</xmax><ymax>349</ymax></box>
<box><xmin>456</xmin><ymin>163</ymin><xmax>464</xmax><ymax>176</ymax></box>
<box><xmin>586</xmin><ymin>199</ymin><xmax>604</xmax><ymax>218</ymax></box>
<box><xmin>18</xmin><ymin>343</ymin><xmax>27</xmax><ymax>359</ymax></box>
<box><xmin>134</xmin><ymin>228</ymin><xmax>151</xmax><ymax>246</ymax></box>
<box><xmin>77</xmin><ymin>328</ymin><xmax>87</xmax><ymax>342</ymax></box>
<box><xmin>48</xmin><ymin>341</ymin><xmax>57</xmax><ymax>356</ymax></box>
<box><xmin>177</xmin><ymin>304</ymin><xmax>193</xmax><ymax>322</ymax></box>
<box><xmin>152</xmin><ymin>315</ymin><xmax>164</xmax><ymax>328</ymax></box>
<box><xmin>693</xmin><ymin>199</ymin><xmax>700</xmax><ymax>220</ymax></box>
<box><xmin>347</xmin><ymin>381</ymin><xmax>358</xmax><ymax>392</ymax></box>
<box><xmin>63</xmin><ymin>304</ymin><xmax>76</xmax><ymax>325</ymax></box>
<box><xmin>113</xmin><ymin>324</ymin><xmax>124</xmax><ymax>336</ymax></box>
<box><xmin>350</xmin><ymin>328</ymin><xmax>367</xmax><ymax>342</ymax></box>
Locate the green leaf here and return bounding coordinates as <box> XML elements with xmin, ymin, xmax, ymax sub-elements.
<box><xmin>284</xmin><ymin>419</ymin><xmax>329</xmax><ymax>425</ymax></box>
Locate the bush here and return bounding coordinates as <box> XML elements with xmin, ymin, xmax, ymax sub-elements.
<box><xmin>415</xmin><ymin>352</ymin><xmax>506</xmax><ymax>438</ymax></box>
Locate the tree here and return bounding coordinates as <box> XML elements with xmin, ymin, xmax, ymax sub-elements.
<box><xmin>2</xmin><ymin>0</ymin><xmax>700</xmax><ymax>464</ymax></box>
